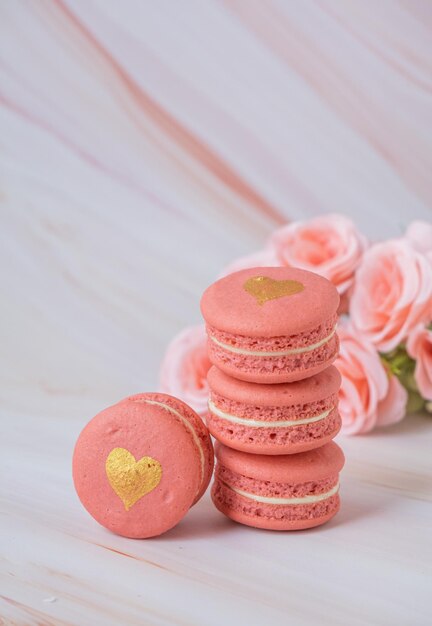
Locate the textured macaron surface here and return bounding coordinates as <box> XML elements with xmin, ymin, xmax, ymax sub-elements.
<box><xmin>215</xmin><ymin>441</ymin><xmax>344</xmax><ymax>483</ymax></box>
<box><xmin>125</xmin><ymin>393</ymin><xmax>214</xmax><ymax>503</ymax></box>
<box><xmin>207</xmin><ymin>314</ymin><xmax>337</xmax><ymax>351</ymax></box>
<box><xmin>207</xmin><ymin>366</ymin><xmax>341</xmax><ymax>454</ymax></box>
<box><xmin>73</xmin><ymin>393</ymin><xmax>213</xmax><ymax>538</ymax></box>
<box><xmin>211</xmin><ymin>480</ymin><xmax>340</xmax><ymax>529</ymax></box>
<box><xmin>216</xmin><ymin>464</ymin><xmax>339</xmax><ymax>498</ymax></box>
<box><xmin>207</xmin><ymin>405</ymin><xmax>341</xmax><ymax>454</ymax></box>
<box><xmin>206</xmin><ymin>330</ymin><xmax>339</xmax><ymax>384</ymax></box>
<box><xmin>211</xmin><ymin>442</ymin><xmax>344</xmax><ymax>530</ymax></box>
<box><xmin>201</xmin><ymin>267</ymin><xmax>340</xmax><ymax>337</ymax></box>
<box><xmin>208</xmin><ymin>365</ymin><xmax>341</xmax><ymax>407</ymax></box>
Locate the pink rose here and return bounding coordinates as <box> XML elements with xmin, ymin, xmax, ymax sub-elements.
<box><xmin>405</xmin><ymin>220</ymin><xmax>432</xmax><ymax>258</ymax></box>
<box><xmin>220</xmin><ymin>248</ymin><xmax>278</xmax><ymax>277</ymax></box>
<box><xmin>375</xmin><ymin>373</ymin><xmax>409</xmax><ymax>427</ymax></box>
<box><xmin>350</xmin><ymin>239</ymin><xmax>432</xmax><ymax>353</ymax></box>
<box><xmin>406</xmin><ymin>325</ymin><xmax>432</xmax><ymax>400</ymax></box>
<box><xmin>269</xmin><ymin>214</ymin><xmax>367</xmax><ymax>296</ymax></box>
<box><xmin>336</xmin><ymin>320</ymin><xmax>407</xmax><ymax>435</ymax></box>
<box><xmin>159</xmin><ymin>325</ymin><xmax>210</xmax><ymax>417</ymax></box>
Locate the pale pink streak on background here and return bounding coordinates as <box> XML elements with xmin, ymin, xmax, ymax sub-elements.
<box><xmin>223</xmin><ymin>0</ymin><xmax>432</xmax><ymax>208</ymax></box>
<box><xmin>54</xmin><ymin>0</ymin><xmax>286</xmax><ymax>225</ymax></box>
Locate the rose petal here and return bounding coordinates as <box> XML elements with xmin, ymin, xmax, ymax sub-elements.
<box><xmin>159</xmin><ymin>325</ymin><xmax>210</xmax><ymax>417</ymax></box>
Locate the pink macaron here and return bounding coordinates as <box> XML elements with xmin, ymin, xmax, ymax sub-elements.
<box><xmin>200</xmin><ymin>267</ymin><xmax>340</xmax><ymax>383</ymax></box>
<box><xmin>73</xmin><ymin>393</ymin><xmax>214</xmax><ymax>538</ymax></box>
<box><xmin>212</xmin><ymin>442</ymin><xmax>344</xmax><ymax>531</ymax></box>
<box><xmin>207</xmin><ymin>365</ymin><xmax>341</xmax><ymax>454</ymax></box>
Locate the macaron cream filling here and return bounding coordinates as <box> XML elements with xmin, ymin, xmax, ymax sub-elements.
<box><xmin>208</xmin><ymin>399</ymin><xmax>334</xmax><ymax>428</ymax></box>
<box><xmin>209</xmin><ymin>325</ymin><xmax>337</xmax><ymax>357</ymax></box>
<box><xmin>221</xmin><ymin>480</ymin><xmax>340</xmax><ymax>505</ymax></box>
<box><xmin>143</xmin><ymin>399</ymin><xmax>206</xmax><ymax>494</ymax></box>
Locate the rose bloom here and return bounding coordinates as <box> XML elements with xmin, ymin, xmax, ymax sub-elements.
<box><xmin>269</xmin><ymin>213</ymin><xmax>367</xmax><ymax>297</ymax></box>
<box><xmin>405</xmin><ymin>220</ymin><xmax>432</xmax><ymax>258</ymax></box>
<box><xmin>407</xmin><ymin>325</ymin><xmax>432</xmax><ymax>400</ymax></box>
<box><xmin>350</xmin><ymin>239</ymin><xmax>432</xmax><ymax>353</ymax></box>
<box><xmin>336</xmin><ymin>320</ymin><xmax>407</xmax><ymax>435</ymax></box>
<box><xmin>159</xmin><ymin>325</ymin><xmax>210</xmax><ymax>418</ymax></box>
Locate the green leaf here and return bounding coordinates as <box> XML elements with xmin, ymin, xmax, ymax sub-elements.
<box><xmin>406</xmin><ymin>390</ymin><xmax>425</xmax><ymax>414</ymax></box>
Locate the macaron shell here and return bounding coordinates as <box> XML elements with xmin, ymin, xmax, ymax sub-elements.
<box><xmin>73</xmin><ymin>395</ymin><xmax>213</xmax><ymax>538</ymax></box>
<box><xmin>214</xmin><ymin>441</ymin><xmax>345</xmax><ymax>483</ymax></box>
<box><xmin>201</xmin><ymin>267</ymin><xmax>340</xmax><ymax>337</ymax></box>
<box><xmin>208</xmin><ymin>365</ymin><xmax>341</xmax><ymax>406</ymax></box>
<box><xmin>125</xmin><ymin>393</ymin><xmax>214</xmax><ymax>503</ymax></box>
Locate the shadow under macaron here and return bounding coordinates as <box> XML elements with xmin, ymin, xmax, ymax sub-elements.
<box><xmin>156</xmin><ymin>494</ymin><xmax>232</xmax><ymax>541</ymax></box>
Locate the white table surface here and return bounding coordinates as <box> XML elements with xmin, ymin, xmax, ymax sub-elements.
<box><xmin>1</xmin><ymin>2</ymin><xmax>432</xmax><ymax>625</ymax></box>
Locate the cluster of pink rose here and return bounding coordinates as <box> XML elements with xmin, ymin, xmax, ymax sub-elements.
<box><xmin>160</xmin><ymin>215</ymin><xmax>432</xmax><ymax>435</ymax></box>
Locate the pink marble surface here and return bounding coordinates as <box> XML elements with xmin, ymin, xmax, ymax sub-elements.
<box><xmin>1</xmin><ymin>2</ymin><xmax>432</xmax><ymax>625</ymax></box>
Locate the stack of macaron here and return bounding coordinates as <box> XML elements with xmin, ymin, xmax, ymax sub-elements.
<box><xmin>72</xmin><ymin>265</ymin><xmax>345</xmax><ymax>540</ymax></box>
<box><xmin>201</xmin><ymin>267</ymin><xmax>345</xmax><ymax>530</ymax></box>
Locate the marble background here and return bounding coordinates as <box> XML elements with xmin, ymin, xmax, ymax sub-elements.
<box><xmin>1</xmin><ymin>2</ymin><xmax>431</xmax><ymax>625</ymax></box>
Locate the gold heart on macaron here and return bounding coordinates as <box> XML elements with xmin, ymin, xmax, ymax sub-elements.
<box><xmin>243</xmin><ymin>276</ymin><xmax>304</xmax><ymax>305</ymax></box>
<box><xmin>105</xmin><ymin>447</ymin><xmax>162</xmax><ymax>511</ymax></box>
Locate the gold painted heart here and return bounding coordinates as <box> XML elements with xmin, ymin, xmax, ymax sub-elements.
<box><xmin>243</xmin><ymin>276</ymin><xmax>304</xmax><ymax>305</ymax></box>
<box><xmin>105</xmin><ymin>447</ymin><xmax>162</xmax><ymax>511</ymax></box>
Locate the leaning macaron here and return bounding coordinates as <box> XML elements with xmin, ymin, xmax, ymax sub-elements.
<box><xmin>207</xmin><ymin>365</ymin><xmax>341</xmax><ymax>454</ymax></box>
<box><xmin>212</xmin><ymin>442</ymin><xmax>344</xmax><ymax>531</ymax></box>
<box><xmin>73</xmin><ymin>393</ymin><xmax>213</xmax><ymax>538</ymax></box>
<box><xmin>201</xmin><ymin>267</ymin><xmax>340</xmax><ymax>384</ymax></box>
